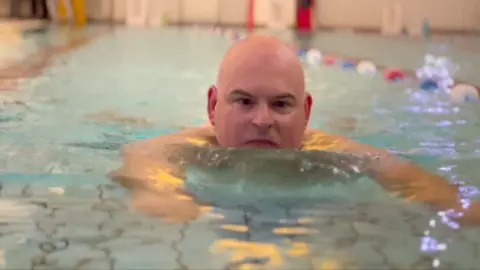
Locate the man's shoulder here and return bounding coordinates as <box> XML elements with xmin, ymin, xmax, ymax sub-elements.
<box><xmin>303</xmin><ymin>128</ymin><xmax>387</xmax><ymax>156</ymax></box>
<box><xmin>303</xmin><ymin>128</ymin><xmax>362</xmax><ymax>152</ymax></box>
<box><xmin>303</xmin><ymin>128</ymin><xmax>338</xmax><ymax>142</ymax></box>
<box><xmin>123</xmin><ymin>124</ymin><xmax>216</xmax><ymax>153</ymax></box>
<box><xmin>113</xmin><ymin>125</ymin><xmax>216</xmax><ymax>178</ymax></box>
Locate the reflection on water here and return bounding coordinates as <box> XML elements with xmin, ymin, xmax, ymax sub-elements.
<box><xmin>178</xmin><ymin>148</ymin><xmax>371</xmax><ymax>213</ymax></box>
<box><xmin>181</xmin><ymin>146</ymin><xmax>368</xmax><ymax>181</ymax></box>
<box><xmin>294</xmin><ymin>31</ymin><xmax>314</xmax><ymax>52</ymax></box>
<box><xmin>65</xmin><ymin>141</ymin><xmax>123</xmax><ymax>151</ymax></box>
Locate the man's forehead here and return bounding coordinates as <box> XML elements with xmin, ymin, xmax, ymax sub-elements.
<box><xmin>216</xmin><ymin>35</ymin><xmax>305</xmax><ymax>98</ymax></box>
<box><xmin>219</xmin><ymin>65</ymin><xmax>305</xmax><ymax>98</ymax></box>
<box><xmin>217</xmin><ymin>75</ymin><xmax>305</xmax><ymax>101</ymax></box>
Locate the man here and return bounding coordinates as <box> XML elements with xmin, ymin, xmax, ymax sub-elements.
<box><xmin>110</xmin><ymin>35</ymin><xmax>479</xmax><ymax>225</ymax></box>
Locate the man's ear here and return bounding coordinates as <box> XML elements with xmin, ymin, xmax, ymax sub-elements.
<box><xmin>207</xmin><ymin>85</ymin><xmax>218</xmax><ymax>126</ymax></box>
<box><xmin>304</xmin><ymin>92</ymin><xmax>313</xmax><ymax>123</ymax></box>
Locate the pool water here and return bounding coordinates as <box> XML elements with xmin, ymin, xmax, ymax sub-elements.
<box><xmin>0</xmin><ymin>24</ymin><xmax>480</xmax><ymax>269</ymax></box>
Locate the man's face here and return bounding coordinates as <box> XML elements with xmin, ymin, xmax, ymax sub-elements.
<box><xmin>207</xmin><ymin>58</ymin><xmax>312</xmax><ymax>149</ymax></box>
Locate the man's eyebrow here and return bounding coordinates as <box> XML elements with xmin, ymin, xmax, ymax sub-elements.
<box><xmin>228</xmin><ymin>89</ymin><xmax>297</xmax><ymax>101</ymax></box>
<box><xmin>229</xmin><ymin>89</ymin><xmax>252</xmax><ymax>97</ymax></box>
<box><xmin>274</xmin><ymin>93</ymin><xmax>296</xmax><ymax>100</ymax></box>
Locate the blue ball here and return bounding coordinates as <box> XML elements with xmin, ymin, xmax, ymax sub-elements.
<box><xmin>341</xmin><ymin>61</ymin><xmax>355</xmax><ymax>69</ymax></box>
<box><xmin>297</xmin><ymin>49</ymin><xmax>306</xmax><ymax>56</ymax></box>
<box><xmin>419</xmin><ymin>78</ymin><xmax>438</xmax><ymax>91</ymax></box>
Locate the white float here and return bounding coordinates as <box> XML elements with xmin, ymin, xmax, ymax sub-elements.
<box><xmin>356</xmin><ymin>60</ymin><xmax>377</xmax><ymax>75</ymax></box>
<box><xmin>381</xmin><ymin>4</ymin><xmax>404</xmax><ymax>36</ymax></box>
<box><xmin>125</xmin><ymin>0</ymin><xmax>149</xmax><ymax>26</ymax></box>
<box><xmin>305</xmin><ymin>49</ymin><xmax>322</xmax><ymax>66</ymax></box>
<box><xmin>450</xmin><ymin>84</ymin><xmax>479</xmax><ymax>103</ymax></box>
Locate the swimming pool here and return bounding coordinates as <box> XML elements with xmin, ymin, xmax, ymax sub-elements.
<box><xmin>1</xmin><ymin>24</ymin><xmax>480</xmax><ymax>269</ymax></box>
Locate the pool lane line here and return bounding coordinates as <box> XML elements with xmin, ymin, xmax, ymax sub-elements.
<box><xmin>298</xmin><ymin>49</ymin><xmax>480</xmax><ymax>95</ymax></box>
<box><xmin>214</xmin><ymin>27</ymin><xmax>480</xmax><ymax>95</ymax></box>
<box><xmin>0</xmin><ymin>28</ymin><xmax>113</xmax><ymax>92</ymax></box>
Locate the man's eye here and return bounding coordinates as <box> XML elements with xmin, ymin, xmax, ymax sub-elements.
<box><xmin>272</xmin><ymin>100</ymin><xmax>290</xmax><ymax>108</ymax></box>
<box><xmin>237</xmin><ymin>98</ymin><xmax>253</xmax><ymax>106</ymax></box>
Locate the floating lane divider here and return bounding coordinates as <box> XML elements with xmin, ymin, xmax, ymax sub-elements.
<box><xmin>210</xmin><ymin>27</ymin><xmax>479</xmax><ymax>104</ymax></box>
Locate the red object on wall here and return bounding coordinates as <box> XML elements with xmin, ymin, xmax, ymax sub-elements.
<box><xmin>296</xmin><ymin>0</ymin><xmax>314</xmax><ymax>31</ymax></box>
<box><xmin>246</xmin><ymin>0</ymin><xmax>254</xmax><ymax>31</ymax></box>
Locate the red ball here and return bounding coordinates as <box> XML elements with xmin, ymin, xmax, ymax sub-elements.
<box><xmin>323</xmin><ymin>56</ymin><xmax>335</xmax><ymax>65</ymax></box>
<box><xmin>383</xmin><ymin>68</ymin><xmax>405</xmax><ymax>81</ymax></box>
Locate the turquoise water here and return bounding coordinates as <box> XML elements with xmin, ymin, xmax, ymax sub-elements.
<box><xmin>0</xmin><ymin>25</ymin><xmax>479</xmax><ymax>269</ymax></box>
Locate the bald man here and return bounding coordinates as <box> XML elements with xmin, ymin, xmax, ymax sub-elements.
<box><xmin>110</xmin><ymin>35</ymin><xmax>479</xmax><ymax>225</ymax></box>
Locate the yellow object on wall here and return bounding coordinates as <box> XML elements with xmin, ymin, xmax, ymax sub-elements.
<box><xmin>57</xmin><ymin>0</ymin><xmax>67</xmax><ymax>21</ymax></box>
<box><xmin>72</xmin><ymin>0</ymin><xmax>86</xmax><ymax>25</ymax></box>
<box><xmin>57</xmin><ymin>0</ymin><xmax>86</xmax><ymax>26</ymax></box>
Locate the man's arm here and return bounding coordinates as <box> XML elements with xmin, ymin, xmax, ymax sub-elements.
<box><xmin>108</xmin><ymin>126</ymin><xmax>216</xmax><ymax>222</ymax></box>
<box><xmin>109</xmin><ymin>136</ymin><xmax>183</xmax><ymax>191</ymax></box>
<box><xmin>109</xmin><ymin>125</ymin><xmax>215</xmax><ymax>187</ymax></box>
<box><xmin>366</xmin><ymin>148</ymin><xmax>480</xmax><ymax>226</ymax></box>
<box><xmin>305</xmin><ymin>129</ymin><xmax>480</xmax><ymax>226</ymax></box>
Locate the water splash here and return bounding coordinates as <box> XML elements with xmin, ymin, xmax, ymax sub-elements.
<box><xmin>420</xmin><ymin>171</ymin><xmax>480</xmax><ymax>268</ymax></box>
<box><xmin>415</xmin><ymin>53</ymin><xmax>457</xmax><ymax>92</ymax></box>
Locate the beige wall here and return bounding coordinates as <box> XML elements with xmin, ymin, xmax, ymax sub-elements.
<box><xmin>0</xmin><ymin>0</ymin><xmax>9</xmax><ymax>17</ymax></box>
<box><xmin>219</xmin><ymin>0</ymin><xmax>247</xmax><ymax>25</ymax></box>
<box><xmin>181</xmin><ymin>0</ymin><xmax>217</xmax><ymax>23</ymax></box>
<box><xmin>253</xmin><ymin>0</ymin><xmax>295</xmax><ymax>27</ymax></box>
<box><xmin>317</xmin><ymin>0</ymin><xmax>480</xmax><ymax>31</ymax></box>
<box><xmin>0</xmin><ymin>0</ymin><xmax>31</xmax><ymax>17</ymax></box>
<box><xmin>94</xmin><ymin>0</ymin><xmax>480</xmax><ymax>31</ymax></box>
<box><xmin>1</xmin><ymin>0</ymin><xmax>478</xmax><ymax>31</ymax></box>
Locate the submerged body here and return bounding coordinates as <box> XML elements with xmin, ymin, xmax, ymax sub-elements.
<box><xmin>111</xmin><ymin>124</ymin><xmax>478</xmax><ymax>225</ymax></box>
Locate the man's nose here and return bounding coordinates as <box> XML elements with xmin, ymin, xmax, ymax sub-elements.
<box><xmin>252</xmin><ymin>104</ymin><xmax>274</xmax><ymax>129</ymax></box>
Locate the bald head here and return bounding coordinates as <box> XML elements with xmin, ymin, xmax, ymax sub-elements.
<box><xmin>207</xmin><ymin>34</ymin><xmax>312</xmax><ymax>149</ymax></box>
<box><xmin>216</xmin><ymin>35</ymin><xmax>305</xmax><ymax>96</ymax></box>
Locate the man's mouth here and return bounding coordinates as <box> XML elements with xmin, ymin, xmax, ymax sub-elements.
<box><xmin>245</xmin><ymin>139</ymin><xmax>279</xmax><ymax>148</ymax></box>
